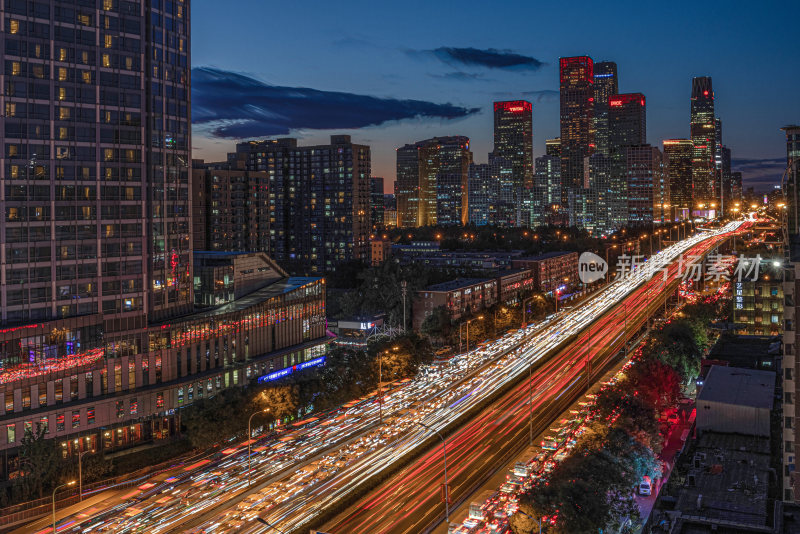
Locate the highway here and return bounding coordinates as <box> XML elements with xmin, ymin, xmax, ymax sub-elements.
<box><xmin>28</xmin><ymin>221</ymin><xmax>743</xmax><ymax>534</ymax></box>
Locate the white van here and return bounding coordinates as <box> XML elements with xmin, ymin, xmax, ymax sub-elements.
<box><xmin>638</xmin><ymin>476</ymin><xmax>652</xmax><ymax>496</ymax></box>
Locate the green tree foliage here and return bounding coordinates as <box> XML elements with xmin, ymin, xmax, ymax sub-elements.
<box><xmin>420</xmin><ymin>306</ymin><xmax>452</xmax><ymax>341</ymax></box>
<box><xmin>14</xmin><ymin>425</ymin><xmax>62</xmax><ymax>500</ymax></box>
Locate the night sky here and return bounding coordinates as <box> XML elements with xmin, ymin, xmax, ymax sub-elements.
<box><xmin>191</xmin><ymin>0</ymin><xmax>800</xmax><ymax>193</ymax></box>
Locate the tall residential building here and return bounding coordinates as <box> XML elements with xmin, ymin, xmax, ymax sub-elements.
<box><xmin>191</xmin><ymin>161</ymin><xmax>270</xmax><ymax>254</ymax></box>
<box><xmin>545</xmin><ymin>138</ymin><xmax>561</xmax><ymax>157</ymax></box>
<box><xmin>533</xmin><ymin>155</ymin><xmax>563</xmax><ymax>227</ymax></box>
<box><xmin>493</xmin><ymin>100</ymin><xmax>533</xmax><ymax>191</ymax></box>
<box><xmin>232</xmin><ymin>136</ymin><xmax>370</xmax><ymax>274</ymax></box>
<box><xmin>588</xmin><ymin>153</ymin><xmax>612</xmax><ymax>233</ymax></box>
<box><xmin>663</xmin><ymin>139</ymin><xmax>694</xmax><ymax>221</ymax></box>
<box><xmin>608</xmin><ymin>93</ymin><xmax>647</xmax><ymax>227</ymax></box>
<box><xmin>559</xmin><ymin>56</ymin><xmax>594</xmax><ymax>205</ymax></box>
<box><xmin>730</xmin><ymin>171</ymin><xmax>743</xmax><ymax>205</ymax></box>
<box><xmin>690</xmin><ymin>76</ymin><xmax>717</xmax><ymax>213</ymax></box>
<box><xmin>396</xmin><ymin>137</ymin><xmax>472</xmax><ymax>227</ymax></box>
<box><xmin>0</xmin><ymin>0</ymin><xmax>330</xmax><ymax>467</ymax></box>
<box><xmin>626</xmin><ymin>145</ymin><xmax>666</xmax><ymax>224</ymax></box>
<box><xmin>782</xmin><ymin>125</ymin><xmax>800</xmax><ymax>502</ymax></box>
<box><xmin>371</xmin><ymin>177</ymin><xmax>385</xmax><ymax>227</ymax></box>
<box><xmin>468</xmin><ymin>163</ymin><xmax>498</xmax><ymax>226</ymax></box>
<box><xmin>592</xmin><ymin>61</ymin><xmax>619</xmax><ymax>156</ymax></box>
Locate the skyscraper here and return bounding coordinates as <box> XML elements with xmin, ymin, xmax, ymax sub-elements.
<box><xmin>608</xmin><ymin>93</ymin><xmax>647</xmax><ymax>227</ymax></box>
<box><xmin>233</xmin><ymin>135</ymin><xmax>371</xmax><ymax>274</ymax></box>
<box><xmin>396</xmin><ymin>137</ymin><xmax>472</xmax><ymax>227</ymax></box>
<box><xmin>493</xmin><ymin>100</ymin><xmax>533</xmax><ymax>191</ymax></box>
<box><xmin>559</xmin><ymin>56</ymin><xmax>594</xmax><ymax>206</ymax></box>
<box><xmin>626</xmin><ymin>145</ymin><xmax>666</xmax><ymax>224</ymax></box>
<box><xmin>663</xmin><ymin>139</ymin><xmax>694</xmax><ymax>220</ymax></box>
<box><xmin>592</xmin><ymin>61</ymin><xmax>619</xmax><ymax>156</ymax></box>
<box><xmin>371</xmin><ymin>177</ymin><xmax>385</xmax><ymax>227</ymax></box>
<box><xmin>545</xmin><ymin>138</ymin><xmax>561</xmax><ymax>157</ymax></box>
<box><xmin>690</xmin><ymin>76</ymin><xmax>717</xmax><ymax>214</ymax></box>
<box><xmin>0</xmin><ymin>0</ymin><xmax>330</xmax><ymax>462</ymax></box>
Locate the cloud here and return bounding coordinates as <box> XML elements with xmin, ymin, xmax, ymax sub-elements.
<box><xmin>522</xmin><ymin>89</ymin><xmax>559</xmax><ymax>102</ymax></box>
<box><xmin>192</xmin><ymin>67</ymin><xmax>480</xmax><ymax>139</ymax></box>
<box><xmin>428</xmin><ymin>71</ymin><xmax>488</xmax><ymax>81</ymax></box>
<box><xmin>732</xmin><ymin>157</ymin><xmax>786</xmax><ymax>189</ymax></box>
<box><xmin>411</xmin><ymin>47</ymin><xmax>545</xmax><ymax>71</ymax></box>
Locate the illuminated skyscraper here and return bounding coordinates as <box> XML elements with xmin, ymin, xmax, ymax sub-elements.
<box><xmin>592</xmin><ymin>61</ymin><xmax>618</xmax><ymax>156</ymax></box>
<box><xmin>626</xmin><ymin>145</ymin><xmax>666</xmax><ymax>224</ymax></box>
<box><xmin>690</xmin><ymin>76</ymin><xmax>717</xmax><ymax>213</ymax></box>
<box><xmin>396</xmin><ymin>137</ymin><xmax>472</xmax><ymax>227</ymax></box>
<box><xmin>559</xmin><ymin>56</ymin><xmax>594</xmax><ymax>206</ymax></box>
<box><xmin>545</xmin><ymin>138</ymin><xmax>561</xmax><ymax>157</ymax></box>
<box><xmin>663</xmin><ymin>139</ymin><xmax>694</xmax><ymax>220</ymax></box>
<box><xmin>493</xmin><ymin>100</ymin><xmax>533</xmax><ymax>193</ymax></box>
<box><xmin>608</xmin><ymin>93</ymin><xmax>647</xmax><ymax>227</ymax></box>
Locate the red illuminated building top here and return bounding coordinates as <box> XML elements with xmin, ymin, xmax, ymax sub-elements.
<box><xmin>609</xmin><ymin>93</ymin><xmax>646</xmax><ymax>107</ymax></box>
<box><xmin>494</xmin><ymin>101</ymin><xmax>532</xmax><ymax>113</ymax></box>
<box><xmin>559</xmin><ymin>56</ymin><xmax>593</xmax><ymax>84</ymax></box>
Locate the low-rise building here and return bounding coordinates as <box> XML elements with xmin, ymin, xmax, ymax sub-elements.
<box><xmin>413</xmin><ymin>278</ymin><xmax>498</xmax><ymax>330</ymax></box>
<box><xmin>496</xmin><ymin>269</ymin><xmax>535</xmax><ymax>303</ymax></box>
<box><xmin>511</xmin><ymin>251</ymin><xmax>579</xmax><ymax>295</ymax></box>
<box><xmin>370</xmin><ymin>239</ymin><xmax>393</xmax><ymax>266</ymax></box>
<box><xmin>696</xmin><ymin>365</ymin><xmax>775</xmax><ymax>437</ymax></box>
<box><xmin>732</xmin><ymin>258</ymin><xmax>784</xmax><ymax>336</ymax></box>
<box><xmin>193</xmin><ymin>252</ymin><xmax>286</xmax><ymax>308</ymax></box>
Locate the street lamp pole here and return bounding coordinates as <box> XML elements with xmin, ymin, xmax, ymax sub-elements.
<box><xmin>78</xmin><ymin>450</ymin><xmax>91</xmax><ymax>501</ymax></box>
<box><xmin>418</xmin><ymin>421</ymin><xmax>449</xmax><ymax>523</ymax></box>
<box><xmin>52</xmin><ymin>481</ymin><xmax>75</xmax><ymax>533</ymax></box>
<box><xmin>516</xmin><ymin>509</ymin><xmax>543</xmax><ymax>534</ymax></box>
<box><xmin>248</xmin><ymin>408</ymin><xmax>269</xmax><ymax>487</ymax></box>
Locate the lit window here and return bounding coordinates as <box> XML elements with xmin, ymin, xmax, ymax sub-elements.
<box><xmin>58</xmin><ymin>87</ymin><xmax>66</xmax><ymax>101</ymax></box>
<box><xmin>11</xmin><ymin>62</ymin><xmax>20</xmax><ymax>76</ymax></box>
<box><xmin>104</xmin><ymin>35</ymin><xmax>113</xmax><ymax>48</ymax></box>
<box><xmin>58</xmin><ymin>67</ymin><xmax>67</xmax><ymax>81</ymax></box>
<box><xmin>59</xmin><ymin>107</ymin><xmax>70</xmax><ymax>120</ymax></box>
<box><xmin>87</xmin><ymin>408</ymin><xmax>95</xmax><ymax>425</ymax></box>
<box><xmin>102</xmin><ymin>54</ymin><xmax>111</xmax><ymax>67</ymax></box>
<box><xmin>78</xmin><ymin>14</ymin><xmax>91</xmax><ymax>26</ymax></box>
<box><xmin>72</xmin><ymin>410</ymin><xmax>80</xmax><ymax>429</ymax></box>
<box><xmin>59</xmin><ymin>48</ymin><xmax>67</xmax><ymax>61</ymax></box>
<box><xmin>5</xmin><ymin>103</ymin><xmax>16</xmax><ymax>117</ymax></box>
<box><xmin>9</xmin><ymin>20</ymin><xmax>19</xmax><ymax>34</ymax></box>
<box><xmin>82</xmin><ymin>71</ymin><xmax>91</xmax><ymax>84</ymax></box>
<box><xmin>6</xmin><ymin>424</ymin><xmax>15</xmax><ymax>444</ymax></box>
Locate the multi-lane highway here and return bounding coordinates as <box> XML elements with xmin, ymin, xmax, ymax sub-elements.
<box><xmin>27</xmin><ymin>221</ymin><xmax>743</xmax><ymax>534</ymax></box>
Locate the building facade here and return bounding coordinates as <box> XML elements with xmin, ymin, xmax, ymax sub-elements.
<box><xmin>231</xmin><ymin>135</ymin><xmax>371</xmax><ymax>274</ymax></box>
<box><xmin>413</xmin><ymin>278</ymin><xmax>498</xmax><ymax>330</ymax></box>
<box><xmin>626</xmin><ymin>145</ymin><xmax>666</xmax><ymax>224</ymax></box>
<box><xmin>592</xmin><ymin>61</ymin><xmax>618</xmax><ymax>157</ymax></box>
<box><xmin>608</xmin><ymin>93</ymin><xmax>647</xmax><ymax>227</ymax></box>
<box><xmin>664</xmin><ymin>139</ymin><xmax>694</xmax><ymax>221</ymax></box>
<box><xmin>191</xmin><ymin>161</ymin><xmax>269</xmax><ymax>254</ymax></box>
<box><xmin>493</xmin><ymin>100</ymin><xmax>533</xmax><ymax>225</ymax></box>
<box><xmin>370</xmin><ymin>177</ymin><xmax>385</xmax><ymax>228</ymax></box>
<box><xmin>511</xmin><ymin>252</ymin><xmax>579</xmax><ymax>295</ymax></box>
<box><xmin>396</xmin><ymin>137</ymin><xmax>472</xmax><ymax>227</ymax></box>
<box><xmin>559</xmin><ymin>56</ymin><xmax>594</xmax><ymax>207</ymax></box>
<box><xmin>732</xmin><ymin>258</ymin><xmax>783</xmax><ymax>336</ymax></box>
<box><xmin>690</xmin><ymin>76</ymin><xmax>717</xmax><ymax>214</ymax></box>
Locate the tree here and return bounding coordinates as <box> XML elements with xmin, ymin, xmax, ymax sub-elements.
<box><xmin>259</xmin><ymin>385</ymin><xmax>300</xmax><ymax>420</ymax></box>
<box><xmin>628</xmin><ymin>358</ymin><xmax>682</xmax><ymax>413</ymax></box>
<box><xmin>15</xmin><ymin>425</ymin><xmax>62</xmax><ymax>500</ymax></box>
<box><xmin>420</xmin><ymin>306</ymin><xmax>452</xmax><ymax>341</ymax></box>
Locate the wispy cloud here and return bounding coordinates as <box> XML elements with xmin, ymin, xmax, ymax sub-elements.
<box><xmin>409</xmin><ymin>47</ymin><xmax>545</xmax><ymax>71</ymax></box>
<box><xmin>192</xmin><ymin>67</ymin><xmax>480</xmax><ymax>139</ymax></box>
<box><xmin>732</xmin><ymin>157</ymin><xmax>786</xmax><ymax>188</ymax></box>
<box><xmin>428</xmin><ymin>71</ymin><xmax>488</xmax><ymax>82</ymax></box>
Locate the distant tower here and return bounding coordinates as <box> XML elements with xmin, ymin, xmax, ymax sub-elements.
<box><xmin>663</xmin><ymin>139</ymin><xmax>694</xmax><ymax>221</ymax></box>
<box><xmin>690</xmin><ymin>77</ymin><xmax>717</xmax><ymax>214</ymax></box>
<box><xmin>608</xmin><ymin>93</ymin><xmax>647</xmax><ymax>227</ymax></box>
<box><xmin>592</xmin><ymin>61</ymin><xmax>618</xmax><ymax>156</ymax></box>
<box><xmin>559</xmin><ymin>56</ymin><xmax>594</xmax><ymax>207</ymax></box>
<box><xmin>493</xmin><ymin>101</ymin><xmax>533</xmax><ymax>225</ymax></box>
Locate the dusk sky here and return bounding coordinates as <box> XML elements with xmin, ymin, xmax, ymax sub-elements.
<box><xmin>192</xmin><ymin>0</ymin><xmax>800</xmax><ymax>193</ymax></box>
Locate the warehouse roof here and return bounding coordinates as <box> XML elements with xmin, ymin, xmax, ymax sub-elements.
<box><xmin>697</xmin><ymin>365</ymin><xmax>775</xmax><ymax>410</ymax></box>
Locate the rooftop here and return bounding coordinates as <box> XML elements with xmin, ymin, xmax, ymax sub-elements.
<box><xmin>517</xmin><ymin>250</ymin><xmax>576</xmax><ymax>261</ymax></box>
<box><xmin>697</xmin><ymin>365</ymin><xmax>775</xmax><ymax>410</ymax></box>
<box><xmin>425</xmin><ymin>278</ymin><xmax>493</xmax><ymax>292</ymax></box>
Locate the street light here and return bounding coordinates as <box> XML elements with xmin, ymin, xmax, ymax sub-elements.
<box><xmin>417</xmin><ymin>422</ymin><xmax>449</xmax><ymax>523</ymax></box>
<box><xmin>248</xmin><ymin>408</ymin><xmax>269</xmax><ymax>487</ymax></box>
<box><xmin>53</xmin><ymin>480</ymin><xmax>76</xmax><ymax>533</ymax></box>
<box><xmin>515</xmin><ymin>508</ymin><xmax>543</xmax><ymax>534</ymax></box>
<box><xmin>78</xmin><ymin>450</ymin><xmax>93</xmax><ymax>501</ymax></box>
<box><xmin>460</xmin><ymin>315</ymin><xmax>484</xmax><ymax>354</ymax></box>
<box><xmin>605</xmin><ymin>245</ymin><xmax>618</xmax><ymax>284</ymax></box>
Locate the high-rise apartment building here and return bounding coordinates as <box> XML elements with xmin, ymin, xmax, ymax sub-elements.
<box><xmin>626</xmin><ymin>145</ymin><xmax>666</xmax><ymax>223</ymax></box>
<box><xmin>559</xmin><ymin>56</ymin><xmax>594</xmax><ymax>206</ymax></box>
<box><xmin>608</xmin><ymin>93</ymin><xmax>647</xmax><ymax>227</ymax></box>
<box><xmin>191</xmin><ymin>160</ymin><xmax>269</xmax><ymax>254</ymax></box>
<box><xmin>690</xmin><ymin>77</ymin><xmax>717</xmax><ymax>213</ymax></box>
<box><xmin>532</xmin><ymin>155</ymin><xmax>563</xmax><ymax>227</ymax></box>
<box><xmin>782</xmin><ymin>125</ymin><xmax>800</xmax><ymax>502</ymax></box>
<box><xmin>663</xmin><ymin>139</ymin><xmax>694</xmax><ymax>221</ymax></box>
<box><xmin>467</xmin><ymin>156</ymin><xmax>514</xmax><ymax>226</ymax></box>
<box><xmin>371</xmin><ymin>177</ymin><xmax>385</xmax><ymax>227</ymax></box>
<box><xmin>396</xmin><ymin>137</ymin><xmax>472</xmax><ymax>227</ymax></box>
<box><xmin>232</xmin><ymin>135</ymin><xmax>371</xmax><ymax>274</ymax></box>
<box><xmin>0</xmin><ymin>0</ymin><xmax>330</xmax><ymax>468</ymax></box>
<box><xmin>592</xmin><ymin>61</ymin><xmax>618</xmax><ymax>156</ymax></box>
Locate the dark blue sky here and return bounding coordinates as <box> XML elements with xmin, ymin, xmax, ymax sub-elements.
<box><xmin>192</xmin><ymin>0</ymin><xmax>799</xmax><ymax>192</ymax></box>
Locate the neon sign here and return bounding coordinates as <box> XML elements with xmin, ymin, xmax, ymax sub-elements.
<box><xmin>257</xmin><ymin>356</ymin><xmax>326</xmax><ymax>383</ymax></box>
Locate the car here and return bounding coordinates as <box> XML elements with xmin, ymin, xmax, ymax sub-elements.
<box><xmin>638</xmin><ymin>476</ymin><xmax>652</xmax><ymax>496</ymax></box>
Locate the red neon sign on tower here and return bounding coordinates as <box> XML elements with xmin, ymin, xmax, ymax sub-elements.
<box><xmin>493</xmin><ymin>101</ymin><xmax>532</xmax><ymax>113</ymax></box>
<box><xmin>609</xmin><ymin>93</ymin><xmax>646</xmax><ymax>107</ymax></box>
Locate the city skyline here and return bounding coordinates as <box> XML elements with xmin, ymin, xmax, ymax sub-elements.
<box><xmin>192</xmin><ymin>0</ymin><xmax>800</xmax><ymax>192</ymax></box>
